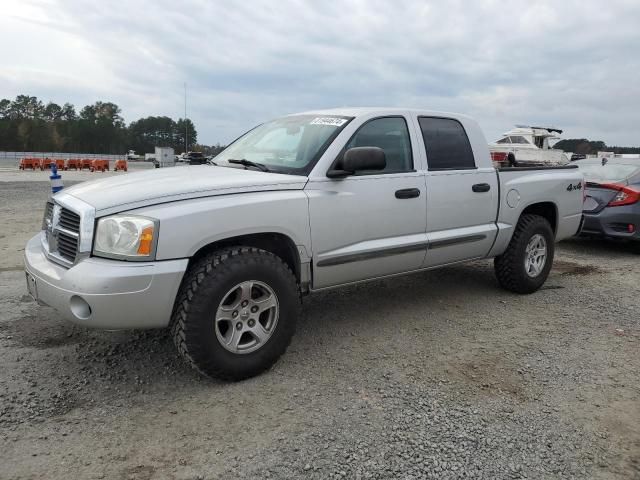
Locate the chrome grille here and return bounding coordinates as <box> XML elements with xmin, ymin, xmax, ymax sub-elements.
<box><xmin>57</xmin><ymin>232</ymin><xmax>78</xmax><ymax>262</ymax></box>
<box><xmin>45</xmin><ymin>201</ymin><xmax>54</xmax><ymax>220</ymax></box>
<box><xmin>59</xmin><ymin>209</ymin><xmax>81</xmax><ymax>232</ymax></box>
<box><xmin>42</xmin><ymin>201</ymin><xmax>82</xmax><ymax>267</ymax></box>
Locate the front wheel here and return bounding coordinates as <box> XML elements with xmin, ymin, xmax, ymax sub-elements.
<box><xmin>171</xmin><ymin>247</ymin><xmax>300</xmax><ymax>381</ymax></box>
<box><xmin>494</xmin><ymin>214</ymin><xmax>555</xmax><ymax>294</ymax></box>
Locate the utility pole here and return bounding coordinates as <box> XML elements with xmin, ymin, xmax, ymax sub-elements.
<box><xmin>184</xmin><ymin>82</ymin><xmax>188</xmax><ymax>153</ymax></box>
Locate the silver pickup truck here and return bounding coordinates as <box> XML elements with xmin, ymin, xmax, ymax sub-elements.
<box><xmin>24</xmin><ymin>108</ymin><xmax>584</xmax><ymax>380</ymax></box>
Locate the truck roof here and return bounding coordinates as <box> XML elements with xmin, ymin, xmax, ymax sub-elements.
<box><xmin>292</xmin><ymin>107</ymin><xmax>473</xmax><ymax>121</ymax></box>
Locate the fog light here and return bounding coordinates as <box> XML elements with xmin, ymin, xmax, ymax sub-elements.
<box><xmin>70</xmin><ymin>295</ymin><xmax>92</xmax><ymax>320</ymax></box>
<box><xmin>628</xmin><ymin>224</ymin><xmax>635</xmax><ymax>233</ymax></box>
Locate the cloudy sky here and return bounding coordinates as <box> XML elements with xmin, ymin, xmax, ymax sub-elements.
<box><xmin>2</xmin><ymin>0</ymin><xmax>640</xmax><ymax>146</ymax></box>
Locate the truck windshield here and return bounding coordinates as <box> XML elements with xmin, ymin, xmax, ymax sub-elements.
<box><xmin>215</xmin><ymin>115</ymin><xmax>353</xmax><ymax>175</ymax></box>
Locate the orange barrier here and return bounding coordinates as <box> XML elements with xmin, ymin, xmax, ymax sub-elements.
<box><xmin>19</xmin><ymin>157</ymin><xmax>41</xmax><ymax>170</ymax></box>
<box><xmin>18</xmin><ymin>157</ymin><xmax>124</xmax><ymax>172</ymax></box>
<box><xmin>66</xmin><ymin>159</ymin><xmax>80</xmax><ymax>170</ymax></box>
<box><xmin>91</xmin><ymin>159</ymin><xmax>110</xmax><ymax>172</ymax></box>
<box><xmin>80</xmin><ymin>159</ymin><xmax>93</xmax><ymax>170</ymax></box>
<box><xmin>40</xmin><ymin>158</ymin><xmax>53</xmax><ymax>170</ymax></box>
<box><xmin>114</xmin><ymin>159</ymin><xmax>128</xmax><ymax>172</ymax></box>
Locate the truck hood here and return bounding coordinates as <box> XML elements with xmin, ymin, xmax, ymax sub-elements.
<box><xmin>62</xmin><ymin>165</ymin><xmax>308</xmax><ymax>213</ymax></box>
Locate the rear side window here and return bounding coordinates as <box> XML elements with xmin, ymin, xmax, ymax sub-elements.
<box><xmin>418</xmin><ymin>117</ymin><xmax>476</xmax><ymax>170</ymax></box>
<box><xmin>344</xmin><ymin>117</ymin><xmax>413</xmax><ymax>173</ymax></box>
<box><xmin>509</xmin><ymin>135</ymin><xmax>530</xmax><ymax>144</ymax></box>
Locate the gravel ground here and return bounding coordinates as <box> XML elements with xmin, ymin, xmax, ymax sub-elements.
<box><xmin>0</xmin><ymin>179</ymin><xmax>638</xmax><ymax>480</ymax></box>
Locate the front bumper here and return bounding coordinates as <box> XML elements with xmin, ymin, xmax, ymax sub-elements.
<box><xmin>581</xmin><ymin>206</ymin><xmax>640</xmax><ymax>241</ymax></box>
<box><xmin>24</xmin><ymin>233</ymin><xmax>188</xmax><ymax>329</ymax></box>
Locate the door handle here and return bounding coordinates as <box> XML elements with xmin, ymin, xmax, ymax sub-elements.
<box><xmin>472</xmin><ymin>183</ymin><xmax>491</xmax><ymax>193</ymax></box>
<box><xmin>395</xmin><ymin>188</ymin><xmax>421</xmax><ymax>199</ymax></box>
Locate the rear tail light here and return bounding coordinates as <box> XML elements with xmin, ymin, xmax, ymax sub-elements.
<box><xmin>491</xmin><ymin>152</ymin><xmax>508</xmax><ymax>163</ymax></box>
<box><xmin>600</xmin><ymin>183</ymin><xmax>640</xmax><ymax>207</ymax></box>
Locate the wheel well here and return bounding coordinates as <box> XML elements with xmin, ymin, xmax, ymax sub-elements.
<box><xmin>521</xmin><ymin>202</ymin><xmax>557</xmax><ymax>234</ymax></box>
<box><xmin>189</xmin><ymin>233</ymin><xmax>301</xmax><ymax>282</ymax></box>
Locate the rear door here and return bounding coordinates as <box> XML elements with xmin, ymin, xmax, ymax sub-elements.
<box><xmin>306</xmin><ymin>116</ymin><xmax>427</xmax><ymax>289</ymax></box>
<box><xmin>417</xmin><ymin>117</ymin><xmax>499</xmax><ymax>267</ymax></box>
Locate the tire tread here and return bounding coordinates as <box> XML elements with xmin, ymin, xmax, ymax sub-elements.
<box><xmin>170</xmin><ymin>247</ymin><xmax>299</xmax><ymax>380</ymax></box>
<box><xmin>494</xmin><ymin>214</ymin><xmax>554</xmax><ymax>294</ymax></box>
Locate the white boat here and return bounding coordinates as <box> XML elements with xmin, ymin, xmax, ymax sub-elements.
<box><xmin>489</xmin><ymin>125</ymin><xmax>569</xmax><ymax>167</ymax></box>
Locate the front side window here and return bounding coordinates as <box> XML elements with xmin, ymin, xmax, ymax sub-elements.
<box><xmin>344</xmin><ymin>117</ymin><xmax>413</xmax><ymax>173</ymax></box>
<box><xmin>418</xmin><ymin>117</ymin><xmax>476</xmax><ymax>170</ymax></box>
<box><xmin>215</xmin><ymin>115</ymin><xmax>352</xmax><ymax>175</ymax></box>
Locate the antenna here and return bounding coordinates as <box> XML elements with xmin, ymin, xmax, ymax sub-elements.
<box><xmin>184</xmin><ymin>82</ymin><xmax>188</xmax><ymax>153</ymax></box>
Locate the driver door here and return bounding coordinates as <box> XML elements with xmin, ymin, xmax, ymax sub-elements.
<box><xmin>305</xmin><ymin>116</ymin><xmax>427</xmax><ymax>289</ymax></box>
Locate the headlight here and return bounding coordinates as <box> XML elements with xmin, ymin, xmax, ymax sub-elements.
<box><xmin>93</xmin><ymin>215</ymin><xmax>158</xmax><ymax>260</ymax></box>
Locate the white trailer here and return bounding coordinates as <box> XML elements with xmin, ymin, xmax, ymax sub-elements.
<box><xmin>154</xmin><ymin>147</ymin><xmax>175</xmax><ymax>168</ymax></box>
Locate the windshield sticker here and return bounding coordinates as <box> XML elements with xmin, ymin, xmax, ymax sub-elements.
<box><xmin>310</xmin><ymin>117</ymin><xmax>348</xmax><ymax>127</ymax></box>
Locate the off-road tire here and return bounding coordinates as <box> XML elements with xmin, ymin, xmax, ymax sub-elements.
<box><xmin>494</xmin><ymin>214</ymin><xmax>554</xmax><ymax>294</ymax></box>
<box><xmin>171</xmin><ymin>247</ymin><xmax>300</xmax><ymax>381</ymax></box>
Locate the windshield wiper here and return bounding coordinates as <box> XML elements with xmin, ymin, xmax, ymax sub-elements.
<box><xmin>227</xmin><ymin>158</ymin><xmax>270</xmax><ymax>172</ymax></box>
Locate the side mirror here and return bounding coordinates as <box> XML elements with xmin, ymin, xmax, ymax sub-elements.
<box><xmin>327</xmin><ymin>147</ymin><xmax>386</xmax><ymax>178</ymax></box>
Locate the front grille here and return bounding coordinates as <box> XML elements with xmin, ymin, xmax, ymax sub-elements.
<box><xmin>59</xmin><ymin>208</ymin><xmax>80</xmax><ymax>232</ymax></box>
<box><xmin>42</xmin><ymin>201</ymin><xmax>82</xmax><ymax>267</ymax></box>
<box><xmin>45</xmin><ymin>201</ymin><xmax>54</xmax><ymax>220</ymax></box>
<box><xmin>57</xmin><ymin>233</ymin><xmax>78</xmax><ymax>261</ymax></box>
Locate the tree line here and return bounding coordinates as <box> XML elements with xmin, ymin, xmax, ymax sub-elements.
<box><xmin>0</xmin><ymin>95</ymin><xmax>201</xmax><ymax>155</ymax></box>
<box><xmin>555</xmin><ymin>139</ymin><xmax>640</xmax><ymax>155</ymax></box>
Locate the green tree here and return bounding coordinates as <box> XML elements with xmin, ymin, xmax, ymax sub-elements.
<box><xmin>129</xmin><ymin>116</ymin><xmax>177</xmax><ymax>153</ymax></box>
<box><xmin>9</xmin><ymin>95</ymin><xmax>44</xmax><ymax>119</ymax></box>
<box><xmin>0</xmin><ymin>94</ymin><xmax>202</xmax><ymax>154</ymax></box>
<box><xmin>175</xmin><ymin>118</ymin><xmax>197</xmax><ymax>153</ymax></box>
<box><xmin>0</xmin><ymin>99</ymin><xmax>11</xmax><ymax>118</ymax></box>
<box><xmin>555</xmin><ymin>139</ymin><xmax>607</xmax><ymax>154</ymax></box>
<box><xmin>60</xmin><ymin>103</ymin><xmax>77</xmax><ymax>121</ymax></box>
<box><xmin>43</xmin><ymin>102</ymin><xmax>63</xmax><ymax>122</ymax></box>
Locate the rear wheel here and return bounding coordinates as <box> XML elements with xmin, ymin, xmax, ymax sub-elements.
<box><xmin>494</xmin><ymin>214</ymin><xmax>554</xmax><ymax>293</ymax></box>
<box><xmin>171</xmin><ymin>247</ymin><xmax>300</xmax><ymax>381</ymax></box>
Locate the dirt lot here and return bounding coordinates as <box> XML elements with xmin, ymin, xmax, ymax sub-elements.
<box><xmin>0</xmin><ymin>179</ymin><xmax>639</xmax><ymax>479</ymax></box>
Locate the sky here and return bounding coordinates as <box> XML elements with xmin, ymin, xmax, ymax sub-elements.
<box><xmin>2</xmin><ymin>0</ymin><xmax>640</xmax><ymax>147</ymax></box>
